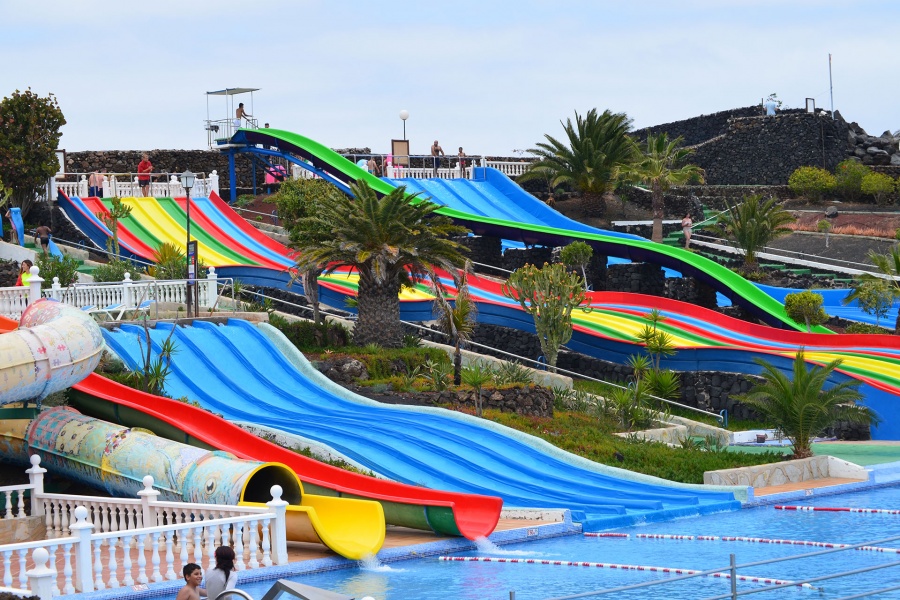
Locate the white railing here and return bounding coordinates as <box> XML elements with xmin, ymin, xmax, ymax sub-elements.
<box><xmin>0</xmin><ymin>268</ymin><xmax>44</xmax><ymax>320</ymax></box>
<box><xmin>54</xmin><ymin>171</ymin><xmax>219</xmax><ymax>199</ymax></box>
<box><xmin>42</xmin><ymin>267</ymin><xmax>231</xmax><ymax>320</ymax></box>
<box><xmin>484</xmin><ymin>160</ymin><xmax>532</xmax><ymax>177</ymax></box>
<box><xmin>0</xmin><ymin>456</ymin><xmax>287</xmax><ymax>598</ymax></box>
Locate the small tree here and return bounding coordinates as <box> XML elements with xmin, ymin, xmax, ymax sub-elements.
<box><xmin>817</xmin><ymin>219</ymin><xmax>832</xmax><ymax>248</ymax></box>
<box><xmin>0</xmin><ymin>89</ymin><xmax>66</xmax><ymax>219</ymax></box>
<box><xmin>501</xmin><ymin>262</ymin><xmax>592</xmax><ymax>372</ymax></box>
<box><xmin>844</xmin><ymin>249</ymin><xmax>900</xmax><ymax>334</ymax></box>
<box><xmin>97</xmin><ymin>196</ymin><xmax>133</xmax><ymax>259</ymax></box>
<box><xmin>461</xmin><ymin>361</ymin><xmax>493</xmax><ymax>418</ymax></box>
<box><xmin>784</xmin><ymin>290</ymin><xmax>828</xmax><ymax>332</ymax></box>
<box><xmin>712</xmin><ymin>194</ymin><xmax>795</xmax><ymax>272</ymax></box>
<box><xmin>845</xmin><ymin>279</ymin><xmax>894</xmax><ymax>327</ymax></box>
<box><xmin>559</xmin><ymin>241</ymin><xmax>593</xmax><ymax>290</ymax></box>
<box><xmin>737</xmin><ymin>350</ymin><xmax>877</xmax><ymax>459</ymax></box>
<box><xmin>833</xmin><ymin>159</ymin><xmax>869</xmax><ymax>202</ymax></box>
<box><xmin>788</xmin><ymin>166</ymin><xmax>835</xmax><ymax>202</ymax></box>
<box><xmin>431</xmin><ymin>268</ymin><xmax>477</xmax><ymax>385</ymax></box>
<box><xmin>861</xmin><ymin>172</ymin><xmax>896</xmax><ymax>205</ymax></box>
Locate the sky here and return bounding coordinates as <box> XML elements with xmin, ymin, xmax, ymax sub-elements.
<box><xmin>3</xmin><ymin>1</ymin><xmax>899</xmax><ymax>158</ymax></box>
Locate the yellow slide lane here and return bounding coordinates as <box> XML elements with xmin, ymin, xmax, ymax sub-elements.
<box><xmin>121</xmin><ymin>197</ymin><xmax>238</xmax><ymax>266</ymax></box>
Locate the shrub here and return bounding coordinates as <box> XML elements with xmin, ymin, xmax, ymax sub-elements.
<box><xmin>36</xmin><ymin>252</ymin><xmax>80</xmax><ymax>288</ymax></box>
<box><xmin>268</xmin><ymin>313</ymin><xmax>350</xmax><ymax>350</ymax></box>
<box><xmin>861</xmin><ymin>172</ymin><xmax>896</xmax><ymax>205</ymax></box>
<box><xmin>92</xmin><ymin>258</ymin><xmax>141</xmax><ymax>283</ymax></box>
<box><xmin>833</xmin><ymin>159</ymin><xmax>870</xmax><ymax>202</ymax></box>
<box><xmin>784</xmin><ymin>290</ymin><xmax>828</xmax><ymax>332</ymax></box>
<box><xmin>788</xmin><ymin>166</ymin><xmax>835</xmax><ymax>202</ymax></box>
<box><xmin>845</xmin><ymin>322</ymin><xmax>892</xmax><ymax>335</ymax></box>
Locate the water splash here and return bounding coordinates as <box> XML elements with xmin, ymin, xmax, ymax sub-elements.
<box><xmin>474</xmin><ymin>536</ymin><xmax>539</xmax><ymax>556</ymax></box>
<box><xmin>358</xmin><ymin>554</ymin><xmax>402</xmax><ymax>572</ymax></box>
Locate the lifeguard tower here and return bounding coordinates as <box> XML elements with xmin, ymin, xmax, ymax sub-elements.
<box><xmin>205</xmin><ymin>87</ymin><xmax>259</xmax><ymax>148</ymax></box>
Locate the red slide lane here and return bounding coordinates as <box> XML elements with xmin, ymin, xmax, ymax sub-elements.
<box><xmin>82</xmin><ymin>197</ymin><xmax>158</xmax><ymax>260</ymax></box>
<box><xmin>72</xmin><ymin>373</ymin><xmax>503</xmax><ymax>540</ymax></box>
<box><xmin>171</xmin><ymin>198</ymin><xmax>289</xmax><ymax>271</ymax></box>
<box><xmin>205</xmin><ymin>191</ymin><xmax>299</xmax><ymax>260</ymax></box>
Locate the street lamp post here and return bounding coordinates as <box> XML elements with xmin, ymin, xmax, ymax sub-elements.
<box><xmin>180</xmin><ymin>170</ymin><xmax>195</xmax><ymax>317</ymax></box>
<box><xmin>399</xmin><ymin>110</ymin><xmax>409</xmax><ymax>140</ymax></box>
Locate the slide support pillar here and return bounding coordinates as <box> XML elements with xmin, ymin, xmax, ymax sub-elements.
<box><xmin>228</xmin><ymin>149</ymin><xmax>237</xmax><ymax>203</ymax></box>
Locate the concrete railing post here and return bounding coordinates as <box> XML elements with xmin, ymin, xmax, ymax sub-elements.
<box><xmin>48</xmin><ymin>276</ymin><xmax>62</xmax><ymax>301</ymax></box>
<box><xmin>266</xmin><ymin>485</ymin><xmax>289</xmax><ymax>565</ymax></box>
<box><xmin>122</xmin><ymin>272</ymin><xmax>133</xmax><ymax>309</ymax></box>
<box><xmin>26</xmin><ymin>454</ymin><xmax>46</xmax><ymax>518</ymax></box>
<box><xmin>209</xmin><ymin>170</ymin><xmax>219</xmax><ymax>194</ymax></box>
<box><xmin>28</xmin><ymin>266</ymin><xmax>44</xmax><ymax>305</ymax></box>
<box><xmin>68</xmin><ymin>506</ymin><xmax>95</xmax><ymax>593</ymax></box>
<box><xmin>206</xmin><ymin>267</ymin><xmax>218</xmax><ymax>308</ymax></box>
<box><xmin>26</xmin><ymin>547</ymin><xmax>55</xmax><ymax>600</ymax></box>
<box><xmin>138</xmin><ymin>475</ymin><xmax>160</xmax><ymax>528</ymax></box>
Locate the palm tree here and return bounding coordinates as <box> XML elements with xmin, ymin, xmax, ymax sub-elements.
<box><xmin>712</xmin><ymin>194</ymin><xmax>795</xmax><ymax>272</ymax></box>
<box><xmin>629</xmin><ymin>133</ymin><xmax>705</xmax><ymax>243</ymax></box>
<box><xmin>844</xmin><ymin>247</ymin><xmax>900</xmax><ymax>334</ymax></box>
<box><xmin>431</xmin><ymin>268</ymin><xmax>477</xmax><ymax>385</ymax></box>
<box><xmin>519</xmin><ymin>109</ymin><xmax>636</xmax><ymax>218</ymax></box>
<box><xmin>737</xmin><ymin>349</ymin><xmax>877</xmax><ymax>459</ymax></box>
<box><xmin>291</xmin><ymin>181</ymin><xmax>469</xmax><ymax>347</ymax></box>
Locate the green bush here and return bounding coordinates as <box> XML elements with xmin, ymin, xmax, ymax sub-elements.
<box><xmin>861</xmin><ymin>172</ymin><xmax>896</xmax><ymax>205</ymax></box>
<box><xmin>845</xmin><ymin>322</ymin><xmax>892</xmax><ymax>335</ymax></box>
<box><xmin>36</xmin><ymin>252</ymin><xmax>80</xmax><ymax>288</ymax></box>
<box><xmin>268</xmin><ymin>313</ymin><xmax>350</xmax><ymax>350</ymax></box>
<box><xmin>784</xmin><ymin>290</ymin><xmax>828</xmax><ymax>332</ymax></box>
<box><xmin>788</xmin><ymin>166</ymin><xmax>835</xmax><ymax>202</ymax></box>
<box><xmin>92</xmin><ymin>258</ymin><xmax>141</xmax><ymax>283</ymax></box>
<box><xmin>833</xmin><ymin>159</ymin><xmax>870</xmax><ymax>202</ymax></box>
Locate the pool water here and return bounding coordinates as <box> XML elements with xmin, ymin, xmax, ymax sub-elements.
<box><xmin>237</xmin><ymin>486</ymin><xmax>900</xmax><ymax>599</ymax></box>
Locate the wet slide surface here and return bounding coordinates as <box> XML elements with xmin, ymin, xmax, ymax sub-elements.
<box><xmin>102</xmin><ymin>318</ymin><xmax>740</xmax><ymax>528</ymax></box>
<box><xmin>70</xmin><ymin>373</ymin><xmax>501</xmax><ymax>540</ymax></box>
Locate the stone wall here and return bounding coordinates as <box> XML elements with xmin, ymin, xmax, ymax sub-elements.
<box><xmin>605</xmin><ymin>263</ymin><xmax>665</xmax><ymax>295</ymax></box>
<box><xmin>636</xmin><ymin>106</ymin><xmax>766</xmax><ymax>146</ymax></box>
<box><xmin>423</xmin><ymin>386</ymin><xmax>553</xmax><ymax>418</ymax></box>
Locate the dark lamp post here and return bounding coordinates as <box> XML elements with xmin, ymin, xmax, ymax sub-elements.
<box><xmin>180</xmin><ymin>170</ymin><xmax>195</xmax><ymax>317</ymax></box>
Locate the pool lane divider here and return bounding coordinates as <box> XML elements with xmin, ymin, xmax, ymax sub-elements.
<box><xmin>776</xmin><ymin>505</ymin><xmax>900</xmax><ymax>515</ymax></box>
<box><xmin>585</xmin><ymin>532</ymin><xmax>900</xmax><ymax>553</ymax></box>
<box><xmin>437</xmin><ymin>556</ymin><xmax>815</xmax><ymax>588</ymax></box>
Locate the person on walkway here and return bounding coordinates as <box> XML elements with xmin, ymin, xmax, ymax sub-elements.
<box><xmin>457</xmin><ymin>147</ymin><xmax>467</xmax><ymax>178</ymax></box>
<box><xmin>367</xmin><ymin>156</ymin><xmax>381</xmax><ymax>176</ymax></box>
<box><xmin>235</xmin><ymin>102</ymin><xmax>252</xmax><ymax>129</ymax></box>
<box><xmin>88</xmin><ymin>170</ymin><xmax>104</xmax><ymax>197</ymax></box>
<box><xmin>176</xmin><ymin>563</ymin><xmax>206</xmax><ymax>600</ymax></box>
<box><xmin>681</xmin><ymin>213</ymin><xmax>693</xmax><ymax>249</ymax></box>
<box><xmin>431</xmin><ymin>140</ymin><xmax>445</xmax><ymax>176</ymax></box>
<box><xmin>205</xmin><ymin>546</ymin><xmax>237</xmax><ymax>600</ymax></box>
<box><xmin>137</xmin><ymin>153</ymin><xmax>153</xmax><ymax>197</ymax></box>
<box><xmin>16</xmin><ymin>260</ymin><xmax>33</xmax><ymax>287</ymax></box>
<box><xmin>34</xmin><ymin>224</ymin><xmax>52</xmax><ymax>254</ymax></box>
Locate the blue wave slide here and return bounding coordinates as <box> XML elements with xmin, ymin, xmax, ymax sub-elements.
<box><xmin>102</xmin><ymin>319</ymin><xmax>741</xmax><ymax>530</ymax></box>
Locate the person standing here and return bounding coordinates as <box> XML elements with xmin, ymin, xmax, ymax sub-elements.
<box><xmin>137</xmin><ymin>153</ymin><xmax>153</xmax><ymax>197</ymax></box>
<box><xmin>430</xmin><ymin>140</ymin><xmax>445</xmax><ymax>176</ymax></box>
<box><xmin>34</xmin><ymin>224</ymin><xmax>52</xmax><ymax>254</ymax></box>
<box><xmin>681</xmin><ymin>213</ymin><xmax>693</xmax><ymax>249</ymax></box>
<box><xmin>457</xmin><ymin>147</ymin><xmax>468</xmax><ymax>178</ymax></box>
<box><xmin>235</xmin><ymin>102</ymin><xmax>252</xmax><ymax>129</ymax></box>
<box><xmin>16</xmin><ymin>259</ymin><xmax>33</xmax><ymax>287</ymax></box>
<box><xmin>367</xmin><ymin>156</ymin><xmax>381</xmax><ymax>176</ymax></box>
<box><xmin>205</xmin><ymin>546</ymin><xmax>237</xmax><ymax>600</ymax></box>
<box><xmin>88</xmin><ymin>170</ymin><xmax>104</xmax><ymax>197</ymax></box>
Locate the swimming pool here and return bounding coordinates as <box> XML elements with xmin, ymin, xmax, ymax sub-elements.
<box><xmin>235</xmin><ymin>485</ymin><xmax>900</xmax><ymax>599</ymax></box>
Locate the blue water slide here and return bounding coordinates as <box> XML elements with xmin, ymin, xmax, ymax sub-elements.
<box><xmin>102</xmin><ymin>319</ymin><xmax>739</xmax><ymax>528</ymax></box>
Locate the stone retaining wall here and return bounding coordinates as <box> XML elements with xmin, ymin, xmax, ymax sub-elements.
<box><xmin>704</xmin><ymin>455</ymin><xmax>868</xmax><ymax>488</ymax></box>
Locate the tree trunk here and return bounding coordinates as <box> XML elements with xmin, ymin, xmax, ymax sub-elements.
<box><xmin>895</xmin><ymin>309</ymin><xmax>900</xmax><ymax>336</ymax></box>
<box><xmin>453</xmin><ymin>339</ymin><xmax>462</xmax><ymax>386</ymax></box>
<box><xmin>302</xmin><ymin>270</ymin><xmax>321</xmax><ymax>325</ymax></box>
<box><xmin>354</xmin><ymin>269</ymin><xmax>402</xmax><ymax>347</ymax></box>
<box><xmin>580</xmin><ymin>191</ymin><xmax>607</xmax><ymax>218</ymax></box>
<box><xmin>651</xmin><ymin>184</ymin><xmax>664</xmax><ymax>243</ymax></box>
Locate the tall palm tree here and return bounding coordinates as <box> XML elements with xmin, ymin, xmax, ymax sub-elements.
<box><xmin>291</xmin><ymin>181</ymin><xmax>469</xmax><ymax>347</ymax></box>
<box><xmin>629</xmin><ymin>133</ymin><xmax>705</xmax><ymax>243</ymax></box>
<box><xmin>431</xmin><ymin>267</ymin><xmax>477</xmax><ymax>385</ymax></box>
<box><xmin>712</xmin><ymin>194</ymin><xmax>795</xmax><ymax>272</ymax></box>
<box><xmin>738</xmin><ymin>350</ymin><xmax>877</xmax><ymax>459</ymax></box>
<box><xmin>845</xmin><ymin>247</ymin><xmax>900</xmax><ymax>334</ymax></box>
<box><xmin>520</xmin><ymin>109</ymin><xmax>636</xmax><ymax>218</ymax></box>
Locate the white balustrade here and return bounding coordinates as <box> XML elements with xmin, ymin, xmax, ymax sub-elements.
<box><xmin>485</xmin><ymin>160</ymin><xmax>532</xmax><ymax>177</ymax></box>
<box><xmin>0</xmin><ymin>461</ymin><xmax>287</xmax><ymax>598</ymax></box>
<box><xmin>54</xmin><ymin>172</ymin><xmax>217</xmax><ymax>199</ymax></box>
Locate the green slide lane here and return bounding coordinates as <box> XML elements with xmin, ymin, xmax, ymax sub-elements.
<box><xmin>155</xmin><ymin>198</ymin><xmax>259</xmax><ymax>266</ymax></box>
<box><xmin>239</xmin><ymin>128</ymin><xmax>826</xmax><ymax>333</ymax></box>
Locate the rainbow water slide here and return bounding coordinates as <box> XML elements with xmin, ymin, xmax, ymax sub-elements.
<box><xmin>0</xmin><ymin>303</ymin><xmax>384</xmax><ymax>559</ymax></box>
<box><xmin>100</xmin><ymin>318</ymin><xmax>741</xmax><ymax>530</ymax></box>
<box><xmin>69</xmin><ymin>373</ymin><xmax>503</xmax><ymax>540</ymax></box>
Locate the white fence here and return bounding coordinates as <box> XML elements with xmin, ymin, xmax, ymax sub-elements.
<box><xmin>0</xmin><ymin>456</ymin><xmax>287</xmax><ymax>598</ymax></box>
<box><xmin>55</xmin><ymin>171</ymin><xmax>219</xmax><ymax>199</ymax></box>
